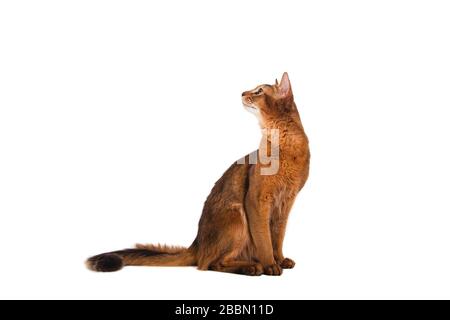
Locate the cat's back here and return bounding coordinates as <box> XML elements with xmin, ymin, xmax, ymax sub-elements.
<box><xmin>202</xmin><ymin>156</ymin><xmax>253</xmax><ymax>210</ymax></box>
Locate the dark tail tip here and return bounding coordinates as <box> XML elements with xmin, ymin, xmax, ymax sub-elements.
<box><xmin>86</xmin><ymin>253</ymin><xmax>124</xmax><ymax>272</ymax></box>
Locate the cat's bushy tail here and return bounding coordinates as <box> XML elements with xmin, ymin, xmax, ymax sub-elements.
<box><xmin>86</xmin><ymin>244</ymin><xmax>197</xmax><ymax>272</ymax></box>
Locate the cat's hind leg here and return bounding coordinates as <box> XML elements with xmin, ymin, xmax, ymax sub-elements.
<box><xmin>197</xmin><ymin>204</ymin><xmax>257</xmax><ymax>275</ymax></box>
<box><xmin>208</xmin><ymin>207</ymin><xmax>263</xmax><ymax>276</ymax></box>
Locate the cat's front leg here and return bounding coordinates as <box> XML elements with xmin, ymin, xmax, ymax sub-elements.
<box><xmin>271</xmin><ymin>217</ymin><xmax>296</xmax><ymax>269</ymax></box>
<box><xmin>245</xmin><ymin>194</ymin><xmax>282</xmax><ymax>276</ymax></box>
<box><xmin>271</xmin><ymin>197</ymin><xmax>296</xmax><ymax>269</ymax></box>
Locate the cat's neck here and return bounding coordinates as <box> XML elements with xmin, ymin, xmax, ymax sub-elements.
<box><xmin>260</xmin><ymin>114</ymin><xmax>305</xmax><ymax>137</ymax></box>
<box><xmin>259</xmin><ymin>104</ymin><xmax>307</xmax><ymax>152</ymax></box>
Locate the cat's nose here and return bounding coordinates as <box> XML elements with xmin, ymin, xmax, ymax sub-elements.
<box><xmin>241</xmin><ymin>91</ymin><xmax>246</xmax><ymax>96</ymax></box>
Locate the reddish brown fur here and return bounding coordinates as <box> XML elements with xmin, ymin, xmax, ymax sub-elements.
<box><xmin>86</xmin><ymin>72</ymin><xmax>310</xmax><ymax>276</ymax></box>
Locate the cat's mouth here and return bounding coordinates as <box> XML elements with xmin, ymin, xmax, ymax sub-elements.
<box><xmin>242</xmin><ymin>96</ymin><xmax>256</xmax><ymax>109</ymax></box>
<box><xmin>242</xmin><ymin>96</ymin><xmax>260</xmax><ymax>116</ymax></box>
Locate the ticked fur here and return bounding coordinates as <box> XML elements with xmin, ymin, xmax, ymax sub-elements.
<box><xmin>86</xmin><ymin>72</ymin><xmax>310</xmax><ymax>276</ymax></box>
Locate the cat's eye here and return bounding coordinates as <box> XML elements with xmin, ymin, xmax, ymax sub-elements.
<box><xmin>254</xmin><ymin>88</ymin><xmax>263</xmax><ymax>95</ymax></box>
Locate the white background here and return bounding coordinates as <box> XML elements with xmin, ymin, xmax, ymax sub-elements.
<box><xmin>1</xmin><ymin>1</ymin><xmax>449</xmax><ymax>300</ymax></box>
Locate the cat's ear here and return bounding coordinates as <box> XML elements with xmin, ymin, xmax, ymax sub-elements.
<box><xmin>275</xmin><ymin>78</ymin><xmax>279</xmax><ymax>86</ymax></box>
<box><xmin>278</xmin><ymin>72</ymin><xmax>292</xmax><ymax>97</ymax></box>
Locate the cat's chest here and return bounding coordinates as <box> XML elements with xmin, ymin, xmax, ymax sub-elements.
<box><xmin>279</xmin><ymin>146</ymin><xmax>309</xmax><ymax>176</ymax></box>
<box><xmin>273</xmin><ymin>154</ymin><xmax>309</xmax><ymax>197</ymax></box>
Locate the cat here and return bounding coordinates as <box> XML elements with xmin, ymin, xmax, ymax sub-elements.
<box><xmin>86</xmin><ymin>72</ymin><xmax>310</xmax><ymax>276</ymax></box>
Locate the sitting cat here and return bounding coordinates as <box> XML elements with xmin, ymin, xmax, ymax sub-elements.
<box><xmin>86</xmin><ymin>72</ymin><xmax>310</xmax><ymax>276</ymax></box>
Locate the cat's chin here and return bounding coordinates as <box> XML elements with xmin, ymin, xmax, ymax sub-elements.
<box><xmin>244</xmin><ymin>104</ymin><xmax>264</xmax><ymax>127</ymax></box>
<box><xmin>244</xmin><ymin>104</ymin><xmax>259</xmax><ymax>115</ymax></box>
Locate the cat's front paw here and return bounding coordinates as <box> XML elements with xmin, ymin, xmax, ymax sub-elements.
<box><xmin>264</xmin><ymin>263</ymin><xmax>283</xmax><ymax>276</ymax></box>
<box><xmin>275</xmin><ymin>256</ymin><xmax>296</xmax><ymax>269</ymax></box>
<box><xmin>241</xmin><ymin>263</ymin><xmax>264</xmax><ymax>276</ymax></box>
<box><xmin>279</xmin><ymin>257</ymin><xmax>296</xmax><ymax>269</ymax></box>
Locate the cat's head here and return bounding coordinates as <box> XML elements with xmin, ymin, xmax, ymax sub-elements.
<box><xmin>242</xmin><ymin>72</ymin><xmax>295</xmax><ymax>125</ymax></box>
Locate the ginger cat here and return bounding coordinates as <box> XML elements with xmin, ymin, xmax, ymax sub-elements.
<box><xmin>86</xmin><ymin>72</ymin><xmax>310</xmax><ymax>276</ymax></box>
